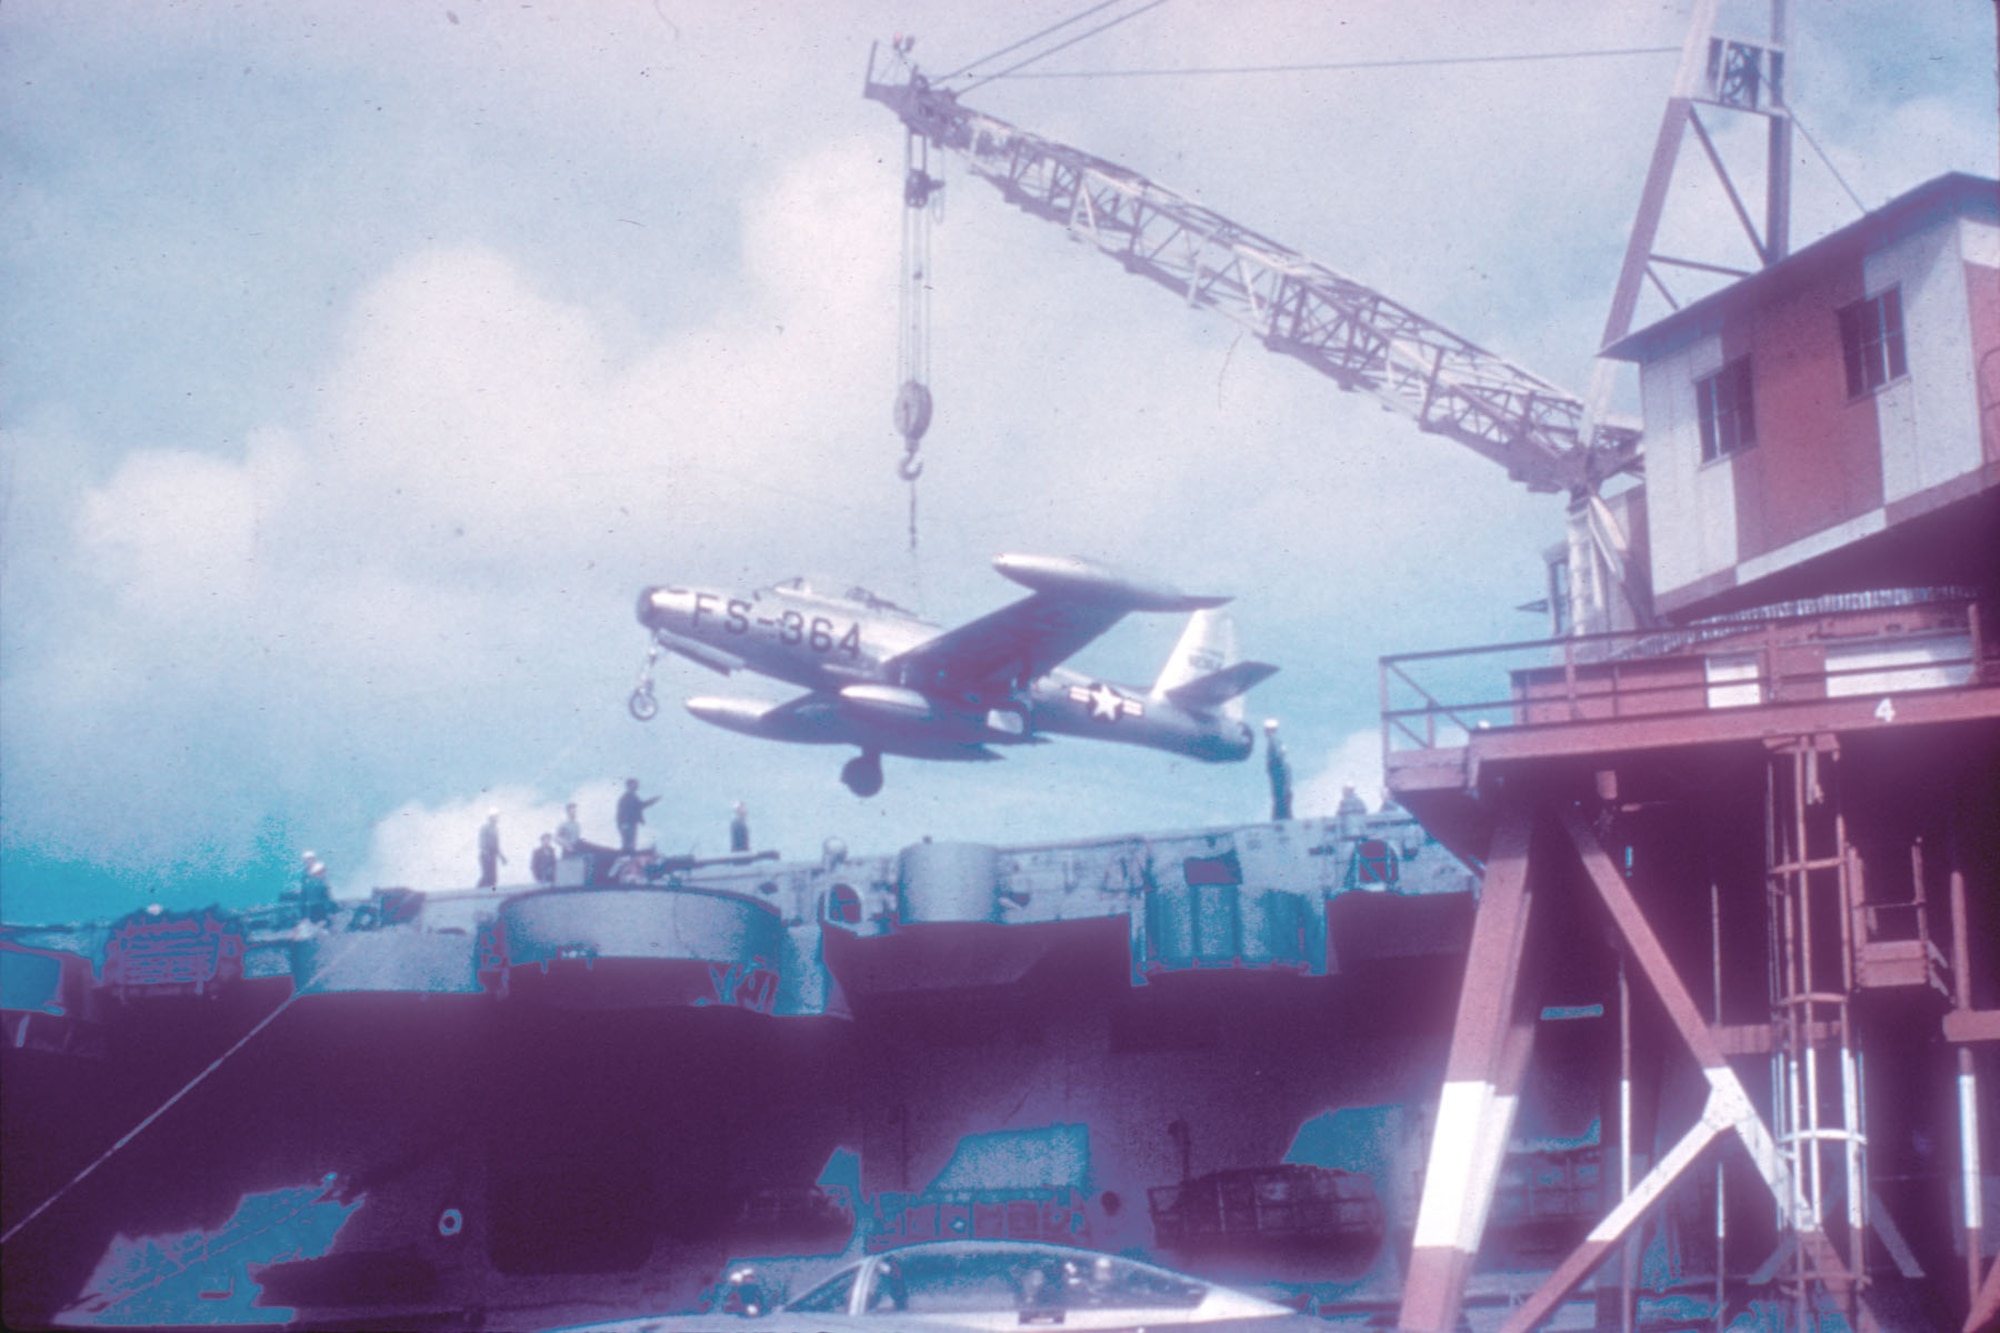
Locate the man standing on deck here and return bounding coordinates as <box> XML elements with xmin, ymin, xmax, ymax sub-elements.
<box><xmin>298</xmin><ymin>852</ymin><xmax>334</xmax><ymax>924</ymax></box>
<box><xmin>730</xmin><ymin>801</ymin><xmax>750</xmax><ymax>854</ymax></box>
<box><xmin>555</xmin><ymin>802</ymin><xmax>583</xmax><ymax>855</ymax></box>
<box><xmin>1263</xmin><ymin>718</ymin><xmax>1292</xmax><ymax>822</ymax></box>
<box><xmin>530</xmin><ymin>834</ymin><xmax>559</xmax><ymax>886</ymax></box>
<box><xmin>478</xmin><ymin>810</ymin><xmax>506</xmax><ymax>889</ymax></box>
<box><xmin>617</xmin><ymin>779</ymin><xmax>660</xmax><ymax>854</ymax></box>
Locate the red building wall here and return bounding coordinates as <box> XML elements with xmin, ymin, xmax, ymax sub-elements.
<box><xmin>1622</xmin><ymin>177</ymin><xmax>1999</xmax><ymax>617</ymax></box>
<box><xmin>1726</xmin><ymin>259</ymin><xmax>1885</xmax><ymax>563</ymax></box>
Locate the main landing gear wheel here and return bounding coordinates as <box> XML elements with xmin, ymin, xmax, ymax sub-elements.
<box><xmin>841</xmin><ymin>752</ymin><xmax>884</xmax><ymax>798</ymax></box>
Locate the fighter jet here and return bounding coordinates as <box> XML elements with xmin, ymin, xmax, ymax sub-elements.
<box><xmin>630</xmin><ymin>554</ymin><xmax>1278</xmax><ymax>797</ymax></box>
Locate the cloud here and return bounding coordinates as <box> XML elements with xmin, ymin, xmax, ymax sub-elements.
<box><xmin>77</xmin><ymin>432</ymin><xmax>301</xmax><ymax>623</ymax></box>
<box><xmin>358</xmin><ymin>782</ymin><xmax>621</xmax><ymax>892</ymax></box>
<box><xmin>56</xmin><ymin>133</ymin><xmax>902</xmax><ymax>662</ymax></box>
<box><xmin>3</xmin><ymin>131</ymin><xmax>911</xmax><ymax>889</ymax></box>
<box><xmin>1295</xmin><ymin>728</ymin><xmax>1388</xmax><ymax>819</ymax></box>
<box><xmin>3</xmin><ymin>1</ymin><xmax>1993</xmax><ymax>919</ymax></box>
<box><xmin>299</xmin><ymin>141</ymin><xmax>901</xmax><ymax>580</ymax></box>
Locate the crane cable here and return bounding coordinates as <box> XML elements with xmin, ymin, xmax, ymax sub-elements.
<box><xmin>892</xmin><ymin>0</ymin><xmax>1181</xmax><ymax>560</ymax></box>
<box><xmin>1791</xmin><ymin>113</ymin><xmax>1871</xmax><ymax>216</ymax></box>
<box><xmin>992</xmin><ymin>44</ymin><xmax>1680</xmax><ymax>80</ymax></box>
<box><xmin>893</xmin><ymin>0</ymin><xmax>1174</xmax><ymax>557</ymax></box>
<box><xmin>956</xmin><ymin>0</ymin><xmax>1173</xmax><ymax>95</ymax></box>
<box><xmin>894</xmin><ymin>120</ymin><xmax>938</xmax><ymax>552</ymax></box>
<box><xmin>935</xmin><ymin>0</ymin><xmax>1131</xmax><ymax>83</ymax></box>
<box><xmin>0</xmin><ymin>938</ymin><xmax>370</xmax><ymax>1248</ymax></box>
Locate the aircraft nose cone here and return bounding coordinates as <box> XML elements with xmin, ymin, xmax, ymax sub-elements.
<box><xmin>636</xmin><ymin>586</ymin><xmax>693</xmax><ymax>630</ymax></box>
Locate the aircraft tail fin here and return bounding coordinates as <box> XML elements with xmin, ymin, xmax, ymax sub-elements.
<box><xmin>1151</xmin><ymin>610</ymin><xmax>1277</xmax><ymax>719</ymax></box>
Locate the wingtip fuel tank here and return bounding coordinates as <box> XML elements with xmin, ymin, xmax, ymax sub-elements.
<box><xmin>991</xmin><ymin>553</ymin><xmax>1230</xmax><ymax>612</ymax></box>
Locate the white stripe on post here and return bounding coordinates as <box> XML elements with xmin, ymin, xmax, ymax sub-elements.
<box><xmin>1461</xmin><ymin>1089</ymin><xmax>1519</xmax><ymax>1253</ymax></box>
<box><xmin>1413</xmin><ymin>1079</ymin><xmax>1493</xmax><ymax>1251</ymax></box>
<box><xmin>1963</xmin><ymin>1068</ymin><xmax>1984</xmax><ymax>1231</ymax></box>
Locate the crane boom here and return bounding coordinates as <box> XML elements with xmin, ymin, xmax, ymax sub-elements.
<box><xmin>864</xmin><ymin>52</ymin><xmax>1641</xmax><ymax>497</ymax></box>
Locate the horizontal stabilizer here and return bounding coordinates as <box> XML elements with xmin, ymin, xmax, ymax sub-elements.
<box><xmin>1165</xmin><ymin>661</ymin><xmax>1279</xmax><ymax>712</ymax></box>
<box><xmin>993</xmin><ymin>553</ymin><xmax>1228</xmax><ymax>612</ymax></box>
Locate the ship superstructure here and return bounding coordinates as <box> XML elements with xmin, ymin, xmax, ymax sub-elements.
<box><xmin>3</xmin><ymin>808</ymin><xmax>1479</xmax><ymax>1331</ymax></box>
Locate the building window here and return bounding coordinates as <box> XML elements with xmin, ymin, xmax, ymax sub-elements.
<box><xmin>1838</xmin><ymin>286</ymin><xmax>1908</xmax><ymax>398</ymax></box>
<box><xmin>1696</xmin><ymin>357</ymin><xmax>1755</xmax><ymax>463</ymax></box>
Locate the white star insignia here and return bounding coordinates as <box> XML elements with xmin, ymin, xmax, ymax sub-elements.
<box><xmin>1070</xmin><ymin>682</ymin><xmax>1142</xmax><ymax>722</ymax></box>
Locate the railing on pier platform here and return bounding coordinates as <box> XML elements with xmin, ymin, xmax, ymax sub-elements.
<box><xmin>1379</xmin><ymin>591</ymin><xmax>1993</xmax><ymax>762</ymax></box>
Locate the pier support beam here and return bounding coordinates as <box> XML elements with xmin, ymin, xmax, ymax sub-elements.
<box><xmin>1399</xmin><ymin>807</ymin><xmax>1535</xmax><ymax>1333</ymax></box>
<box><xmin>1492</xmin><ymin>808</ymin><xmax>1854</xmax><ymax>1331</ymax></box>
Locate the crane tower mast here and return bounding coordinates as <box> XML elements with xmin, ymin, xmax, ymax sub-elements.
<box><xmin>863</xmin><ymin>48</ymin><xmax>1642</xmax><ymax>500</ymax></box>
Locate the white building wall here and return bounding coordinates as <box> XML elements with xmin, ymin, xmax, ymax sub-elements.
<box><xmin>1641</xmin><ymin>331</ymin><xmax>1734</xmax><ymax>600</ymax></box>
<box><xmin>1863</xmin><ymin>217</ymin><xmax>1986</xmax><ymax>506</ymax></box>
<box><xmin>1966</xmin><ymin>216</ymin><xmax>2000</xmax><ymax>272</ymax></box>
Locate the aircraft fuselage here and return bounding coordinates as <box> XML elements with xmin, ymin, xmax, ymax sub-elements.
<box><xmin>634</xmin><ymin>557</ymin><xmax>1270</xmax><ymax>792</ymax></box>
<box><xmin>640</xmin><ymin>582</ymin><xmax>935</xmax><ymax>695</ymax></box>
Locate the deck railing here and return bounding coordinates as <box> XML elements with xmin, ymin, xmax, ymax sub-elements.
<box><xmin>1380</xmin><ymin>593</ymin><xmax>1991</xmax><ymax>761</ymax></box>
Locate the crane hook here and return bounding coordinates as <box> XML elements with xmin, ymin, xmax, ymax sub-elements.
<box><xmin>898</xmin><ymin>452</ymin><xmax>925</xmax><ymax>482</ymax></box>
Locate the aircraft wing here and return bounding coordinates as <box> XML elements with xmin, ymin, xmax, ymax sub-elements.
<box><xmin>886</xmin><ymin>555</ymin><xmax>1230</xmax><ymax>701</ymax></box>
<box><xmin>887</xmin><ymin>593</ymin><xmax>1136</xmax><ymax>698</ymax></box>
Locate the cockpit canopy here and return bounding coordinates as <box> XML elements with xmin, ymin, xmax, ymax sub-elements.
<box><xmin>766</xmin><ymin>576</ymin><xmax>920</xmax><ymax>619</ymax></box>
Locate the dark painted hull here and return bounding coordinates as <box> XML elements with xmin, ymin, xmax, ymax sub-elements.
<box><xmin>3</xmin><ymin>814</ymin><xmax>1500</xmax><ymax>1331</ymax></box>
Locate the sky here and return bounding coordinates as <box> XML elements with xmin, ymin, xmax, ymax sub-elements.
<box><xmin>2</xmin><ymin>1</ymin><xmax>1994</xmax><ymax>923</ymax></box>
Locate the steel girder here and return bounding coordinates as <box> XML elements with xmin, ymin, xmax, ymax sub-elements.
<box><xmin>865</xmin><ymin>73</ymin><xmax>1641</xmax><ymax>497</ymax></box>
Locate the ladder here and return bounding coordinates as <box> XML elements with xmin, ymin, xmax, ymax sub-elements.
<box><xmin>1764</xmin><ymin>736</ymin><xmax>1868</xmax><ymax>1321</ymax></box>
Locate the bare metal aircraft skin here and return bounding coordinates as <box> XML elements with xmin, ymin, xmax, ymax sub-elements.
<box><xmin>630</xmin><ymin>554</ymin><xmax>1277</xmax><ymax>796</ymax></box>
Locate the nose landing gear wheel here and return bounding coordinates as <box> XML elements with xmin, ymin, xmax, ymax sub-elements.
<box><xmin>628</xmin><ymin>683</ymin><xmax>659</xmax><ymax>721</ymax></box>
<box><xmin>841</xmin><ymin>752</ymin><xmax>884</xmax><ymax>798</ymax></box>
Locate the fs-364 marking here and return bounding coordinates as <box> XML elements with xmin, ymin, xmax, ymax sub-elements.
<box><xmin>691</xmin><ymin>593</ymin><xmax>862</xmax><ymax>656</ymax></box>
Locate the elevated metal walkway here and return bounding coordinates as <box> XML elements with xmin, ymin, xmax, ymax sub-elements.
<box><xmin>1380</xmin><ymin>594</ymin><xmax>2000</xmax><ymax>1330</ymax></box>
